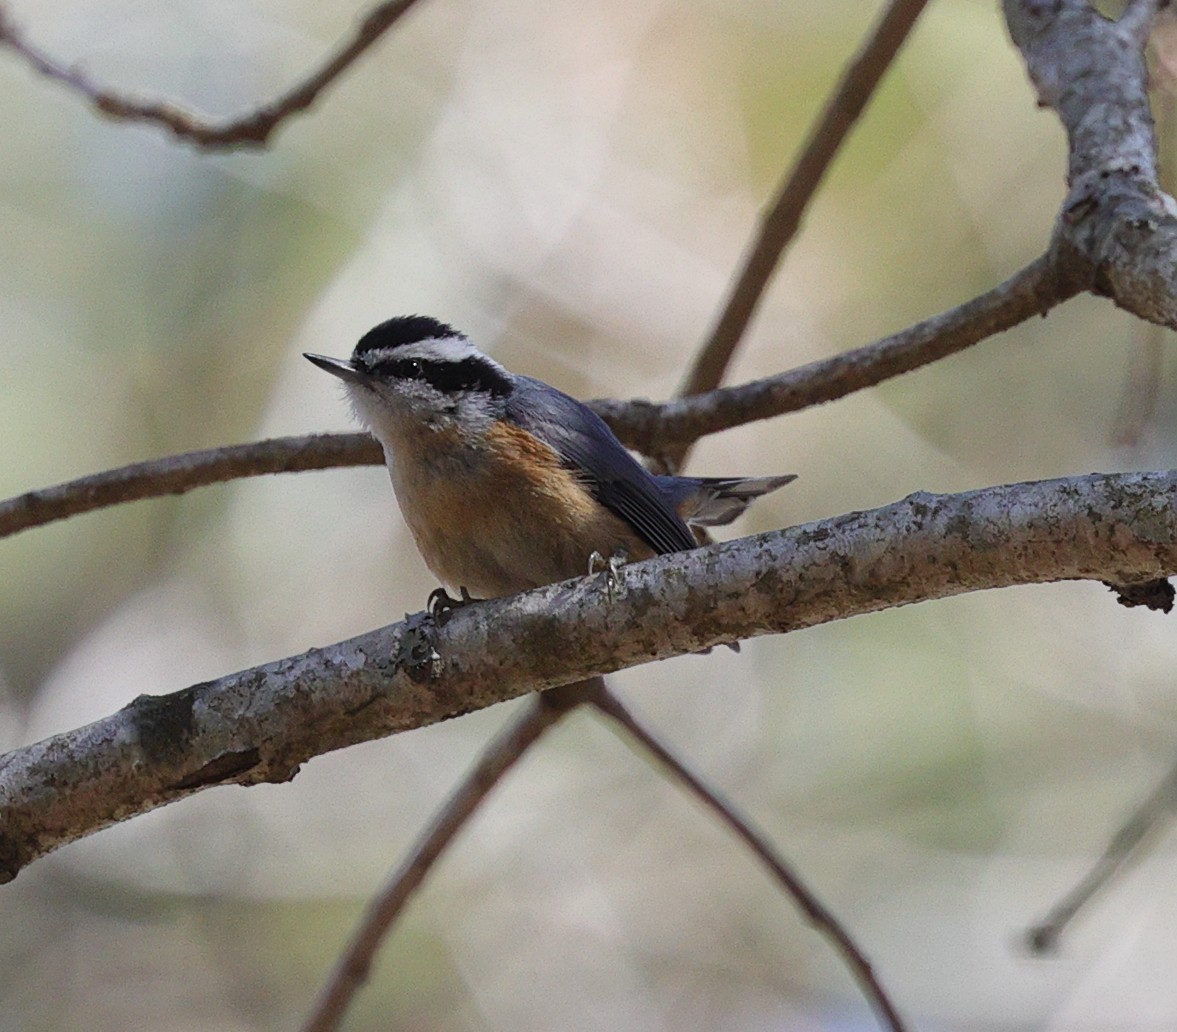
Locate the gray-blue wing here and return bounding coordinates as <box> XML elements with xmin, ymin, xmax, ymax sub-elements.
<box><xmin>505</xmin><ymin>377</ymin><xmax>698</xmax><ymax>555</ymax></box>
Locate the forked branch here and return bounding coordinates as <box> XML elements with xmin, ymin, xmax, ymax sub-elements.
<box><xmin>679</xmin><ymin>0</ymin><xmax>932</xmax><ymax>414</ymax></box>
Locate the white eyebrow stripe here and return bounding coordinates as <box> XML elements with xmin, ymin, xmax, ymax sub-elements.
<box><xmin>402</xmin><ymin>337</ymin><xmax>479</xmax><ymax>363</ymax></box>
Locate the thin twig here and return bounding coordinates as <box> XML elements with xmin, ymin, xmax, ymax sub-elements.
<box><xmin>302</xmin><ymin>681</ymin><xmax>594</xmax><ymax>1032</ymax></box>
<box><xmin>676</xmin><ymin>0</ymin><xmax>932</xmax><ymax>431</ymax></box>
<box><xmin>0</xmin><ymin>433</ymin><xmax>379</xmax><ymax>539</ymax></box>
<box><xmin>601</xmin><ymin>251</ymin><xmax>1070</xmax><ymax>455</ymax></box>
<box><xmin>587</xmin><ymin>683</ymin><xmax>907</xmax><ymax>1032</ymax></box>
<box><xmin>1027</xmin><ymin>758</ymin><xmax>1177</xmax><ymax>953</ymax></box>
<box><xmin>0</xmin><ymin>0</ymin><xmax>426</xmax><ymax>148</ymax></box>
<box><xmin>0</xmin><ymin>255</ymin><xmax>1068</xmax><ymax>541</ymax></box>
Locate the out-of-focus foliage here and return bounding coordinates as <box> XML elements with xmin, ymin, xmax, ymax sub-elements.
<box><xmin>3</xmin><ymin>0</ymin><xmax>1177</xmax><ymax>1029</ymax></box>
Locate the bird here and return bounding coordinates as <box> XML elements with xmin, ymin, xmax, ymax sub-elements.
<box><xmin>305</xmin><ymin>315</ymin><xmax>794</xmax><ymax>605</ymax></box>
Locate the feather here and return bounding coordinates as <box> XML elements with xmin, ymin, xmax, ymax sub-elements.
<box><xmin>505</xmin><ymin>378</ymin><xmax>698</xmax><ymax>555</ymax></box>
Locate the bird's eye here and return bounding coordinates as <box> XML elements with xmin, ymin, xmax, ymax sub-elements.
<box><xmin>389</xmin><ymin>357</ymin><xmax>429</xmax><ymax>383</ymax></box>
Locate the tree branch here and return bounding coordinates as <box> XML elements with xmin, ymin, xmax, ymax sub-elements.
<box><xmin>302</xmin><ymin>682</ymin><xmax>589</xmax><ymax>1032</ymax></box>
<box><xmin>2</xmin><ymin>470</ymin><xmax>1175</xmax><ymax>883</ymax></box>
<box><xmin>0</xmin><ymin>0</ymin><xmax>426</xmax><ymax>149</ymax></box>
<box><xmin>678</xmin><ymin>0</ymin><xmax>931</xmax><ymax>415</ymax></box>
<box><xmin>0</xmin><ymin>255</ymin><xmax>1066</xmax><ymax>541</ymax></box>
<box><xmin>1120</xmin><ymin>0</ymin><xmax>1170</xmax><ymax>45</ymax></box>
<box><xmin>0</xmin><ymin>433</ymin><xmax>379</xmax><ymax>540</ymax></box>
<box><xmin>590</xmin><ymin>684</ymin><xmax>908</xmax><ymax>1032</ymax></box>
<box><xmin>599</xmin><ymin>252</ymin><xmax>1070</xmax><ymax>454</ymax></box>
<box><xmin>4</xmin><ymin>0</ymin><xmax>1174</xmax><ymax>540</ymax></box>
<box><xmin>1005</xmin><ymin>0</ymin><xmax>1177</xmax><ymax>327</ymax></box>
<box><xmin>1027</xmin><ymin>753</ymin><xmax>1177</xmax><ymax>953</ymax></box>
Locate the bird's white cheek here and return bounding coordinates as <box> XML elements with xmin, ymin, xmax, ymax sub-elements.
<box><xmin>342</xmin><ymin>384</ymin><xmax>380</xmax><ymax>433</ymax></box>
<box><xmin>344</xmin><ymin>386</ymin><xmax>410</xmax><ymax>446</ymax></box>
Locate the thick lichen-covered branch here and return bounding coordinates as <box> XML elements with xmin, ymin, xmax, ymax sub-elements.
<box><xmin>1</xmin><ymin>469</ymin><xmax>1175</xmax><ymax>883</ymax></box>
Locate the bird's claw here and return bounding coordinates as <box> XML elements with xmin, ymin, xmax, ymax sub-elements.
<box><xmin>588</xmin><ymin>549</ymin><xmax>628</xmax><ymax>603</ymax></box>
<box><xmin>427</xmin><ymin>585</ymin><xmax>477</xmax><ymax>625</ymax></box>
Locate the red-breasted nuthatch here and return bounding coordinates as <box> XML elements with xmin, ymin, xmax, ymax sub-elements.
<box><xmin>305</xmin><ymin>315</ymin><xmax>795</xmax><ymax>601</ymax></box>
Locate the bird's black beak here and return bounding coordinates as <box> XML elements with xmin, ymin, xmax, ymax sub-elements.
<box><xmin>304</xmin><ymin>353</ymin><xmax>368</xmax><ymax>385</ymax></box>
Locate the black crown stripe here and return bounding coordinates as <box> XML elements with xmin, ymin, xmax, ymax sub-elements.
<box><xmin>354</xmin><ymin>315</ymin><xmax>461</xmax><ymax>355</ymax></box>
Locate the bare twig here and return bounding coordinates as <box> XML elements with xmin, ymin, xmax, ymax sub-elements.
<box><xmin>678</xmin><ymin>0</ymin><xmax>932</xmax><ymax>425</ymax></box>
<box><xmin>588</xmin><ymin>683</ymin><xmax>908</xmax><ymax>1032</ymax></box>
<box><xmin>0</xmin><ymin>433</ymin><xmax>379</xmax><ymax>539</ymax></box>
<box><xmin>302</xmin><ymin>681</ymin><xmax>593</xmax><ymax>1032</ymax></box>
<box><xmin>2</xmin><ymin>469</ymin><xmax>1175</xmax><ymax>882</ymax></box>
<box><xmin>1027</xmin><ymin>757</ymin><xmax>1177</xmax><ymax>953</ymax></box>
<box><xmin>0</xmin><ymin>0</ymin><xmax>426</xmax><ymax>148</ymax></box>
<box><xmin>1</xmin><ymin>256</ymin><xmax>1065</xmax><ymax>540</ymax></box>
<box><xmin>601</xmin><ymin>252</ymin><xmax>1069</xmax><ymax>455</ymax></box>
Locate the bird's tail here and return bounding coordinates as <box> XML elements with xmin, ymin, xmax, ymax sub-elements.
<box><xmin>658</xmin><ymin>473</ymin><xmax>797</xmax><ymax>527</ymax></box>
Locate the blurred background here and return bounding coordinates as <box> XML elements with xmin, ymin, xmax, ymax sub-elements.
<box><xmin>4</xmin><ymin>0</ymin><xmax>1177</xmax><ymax>1028</ymax></box>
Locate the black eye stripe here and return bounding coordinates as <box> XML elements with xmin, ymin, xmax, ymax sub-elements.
<box><xmin>365</xmin><ymin>356</ymin><xmax>512</xmax><ymax>399</ymax></box>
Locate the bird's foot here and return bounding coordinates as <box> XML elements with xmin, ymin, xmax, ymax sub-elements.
<box><xmin>588</xmin><ymin>549</ymin><xmax>628</xmax><ymax>603</ymax></box>
<box><xmin>427</xmin><ymin>585</ymin><xmax>477</xmax><ymax>625</ymax></box>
